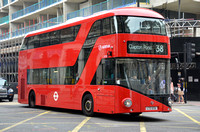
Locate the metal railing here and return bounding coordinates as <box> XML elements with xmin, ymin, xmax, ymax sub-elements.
<box><xmin>1</xmin><ymin>0</ymin><xmax>150</xmax><ymax>41</ymax></box>
<box><xmin>67</xmin><ymin>0</ymin><xmax>150</xmax><ymax>20</ymax></box>
<box><xmin>0</xmin><ymin>16</ymin><xmax>9</xmax><ymax>25</ymax></box>
<box><xmin>12</xmin><ymin>0</ymin><xmax>62</xmax><ymax>20</ymax></box>
<box><xmin>0</xmin><ymin>32</ymin><xmax>10</xmax><ymax>40</ymax></box>
<box><xmin>11</xmin><ymin>15</ymin><xmax>63</xmax><ymax>38</ymax></box>
<box><xmin>166</xmin><ymin>19</ymin><xmax>200</xmax><ymax>37</ymax></box>
<box><xmin>0</xmin><ymin>16</ymin><xmax>63</xmax><ymax>40</ymax></box>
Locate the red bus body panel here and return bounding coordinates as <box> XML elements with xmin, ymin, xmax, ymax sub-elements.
<box><xmin>18</xmin><ymin>7</ymin><xmax>172</xmax><ymax>114</ymax></box>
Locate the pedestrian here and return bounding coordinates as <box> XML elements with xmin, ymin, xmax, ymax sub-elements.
<box><xmin>170</xmin><ymin>78</ymin><xmax>176</xmax><ymax>103</ymax></box>
<box><xmin>177</xmin><ymin>83</ymin><xmax>184</xmax><ymax>104</ymax></box>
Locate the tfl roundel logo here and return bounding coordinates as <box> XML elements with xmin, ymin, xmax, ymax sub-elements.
<box><xmin>53</xmin><ymin>91</ymin><xmax>59</xmax><ymax>101</ymax></box>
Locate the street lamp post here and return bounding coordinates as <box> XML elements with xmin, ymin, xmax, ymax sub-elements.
<box><xmin>184</xmin><ymin>43</ymin><xmax>187</xmax><ymax>103</ymax></box>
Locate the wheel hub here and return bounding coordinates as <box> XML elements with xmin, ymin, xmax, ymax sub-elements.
<box><xmin>85</xmin><ymin>100</ymin><xmax>92</xmax><ymax>111</ymax></box>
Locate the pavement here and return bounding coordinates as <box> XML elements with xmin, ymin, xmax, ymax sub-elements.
<box><xmin>173</xmin><ymin>101</ymin><xmax>200</xmax><ymax>106</ymax></box>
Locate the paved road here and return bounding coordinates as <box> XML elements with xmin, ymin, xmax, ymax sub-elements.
<box><xmin>0</xmin><ymin>95</ymin><xmax>200</xmax><ymax>132</ymax></box>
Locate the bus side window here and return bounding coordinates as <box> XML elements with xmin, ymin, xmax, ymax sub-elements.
<box><xmin>28</xmin><ymin>36</ymin><xmax>34</xmax><ymax>49</ymax></box>
<box><xmin>102</xmin><ymin>59</ymin><xmax>115</xmax><ymax>85</ymax></box>
<box><xmin>88</xmin><ymin>20</ymin><xmax>101</xmax><ymax>38</ymax></box>
<box><xmin>61</xmin><ymin>27</ymin><xmax>74</xmax><ymax>43</ymax></box>
<box><xmin>59</xmin><ymin>67</ymin><xmax>74</xmax><ymax>85</ymax></box>
<box><xmin>111</xmin><ymin>17</ymin><xmax>116</xmax><ymax>34</ymax></box>
<box><xmin>92</xmin><ymin>59</ymin><xmax>115</xmax><ymax>85</ymax></box>
<box><xmin>116</xmin><ymin>16</ymin><xmax>123</xmax><ymax>33</ymax></box>
<box><xmin>40</xmin><ymin>33</ymin><xmax>50</xmax><ymax>47</ymax></box>
<box><xmin>102</xmin><ymin>18</ymin><xmax>111</xmax><ymax>35</ymax></box>
<box><xmin>39</xmin><ymin>69</ymin><xmax>49</xmax><ymax>85</ymax></box>
<box><xmin>27</xmin><ymin>69</ymin><xmax>30</xmax><ymax>84</ymax></box>
<box><xmin>50</xmin><ymin>68</ymin><xmax>59</xmax><ymax>84</ymax></box>
<box><xmin>32</xmin><ymin>69</ymin><xmax>40</xmax><ymax>84</ymax></box>
<box><xmin>74</xmin><ymin>25</ymin><xmax>81</xmax><ymax>39</ymax></box>
<box><xmin>28</xmin><ymin>36</ymin><xmax>40</xmax><ymax>49</ymax></box>
<box><xmin>50</xmin><ymin>30</ymin><xmax>60</xmax><ymax>45</ymax></box>
<box><xmin>92</xmin><ymin>61</ymin><xmax>103</xmax><ymax>85</ymax></box>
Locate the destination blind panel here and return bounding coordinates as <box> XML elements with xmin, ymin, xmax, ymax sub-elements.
<box><xmin>127</xmin><ymin>41</ymin><xmax>168</xmax><ymax>55</ymax></box>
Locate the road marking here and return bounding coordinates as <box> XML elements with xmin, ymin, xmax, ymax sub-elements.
<box><xmin>0</xmin><ymin>102</ymin><xmax>20</xmax><ymax>105</ymax></box>
<box><xmin>175</xmin><ymin>108</ymin><xmax>200</xmax><ymax>125</ymax></box>
<box><xmin>140</xmin><ymin>115</ymin><xmax>146</xmax><ymax>132</ymax></box>
<box><xmin>0</xmin><ymin>111</ymin><xmax>50</xmax><ymax>132</ymax></box>
<box><xmin>161</xmin><ymin>125</ymin><xmax>200</xmax><ymax>129</ymax></box>
<box><xmin>71</xmin><ymin>117</ymin><xmax>91</xmax><ymax>132</ymax></box>
<box><xmin>140</xmin><ymin>122</ymin><xmax>146</xmax><ymax>132</ymax></box>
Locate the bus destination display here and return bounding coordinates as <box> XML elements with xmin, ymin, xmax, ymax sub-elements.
<box><xmin>127</xmin><ymin>41</ymin><xmax>168</xmax><ymax>55</ymax></box>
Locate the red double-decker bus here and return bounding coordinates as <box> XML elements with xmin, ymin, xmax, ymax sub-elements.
<box><xmin>18</xmin><ymin>7</ymin><xmax>172</xmax><ymax>116</ymax></box>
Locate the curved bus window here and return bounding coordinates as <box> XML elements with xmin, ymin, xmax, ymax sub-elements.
<box><xmin>102</xmin><ymin>18</ymin><xmax>111</xmax><ymax>35</ymax></box>
<box><xmin>61</xmin><ymin>27</ymin><xmax>74</xmax><ymax>43</ymax></box>
<box><xmin>20</xmin><ymin>38</ymin><xmax>28</xmax><ymax>50</ymax></box>
<box><xmin>102</xmin><ymin>17</ymin><xmax>116</xmax><ymax>35</ymax></box>
<box><xmin>21</xmin><ymin>25</ymin><xmax>81</xmax><ymax>50</ymax></box>
<box><xmin>40</xmin><ymin>33</ymin><xmax>50</xmax><ymax>47</ymax></box>
<box><xmin>50</xmin><ymin>30</ymin><xmax>60</xmax><ymax>45</ymax></box>
<box><xmin>61</xmin><ymin>25</ymin><xmax>81</xmax><ymax>43</ymax></box>
<box><xmin>88</xmin><ymin>20</ymin><xmax>101</xmax><ymax>38</ymax></box>
<box><xmin>116</xmin><ymin>16</ymin><xmax>167</xmax><ymax>36</ymax></box>
<box><xmin>116</xmin><ymin>16</ymin><xmax>123</xmax><ymax>33</ymax></box>
<box><xmin>88</xmin><ymin>17</ymin><xmax>116</xmax><ymax>39</ymax></box>
<box><xmin>28</xmin><ymin>35</ymin><xmax>40</xmax><ymax>49</ymax></box>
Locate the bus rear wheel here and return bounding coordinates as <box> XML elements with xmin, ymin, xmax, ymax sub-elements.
<box><xmin>82</xmin><ymin>94</ymin><xmax>94</xmax><ymax>116</ymax></box>
<box><xmin>29</xmin><ymin>91</ymin><xmax>36</xmax><ymax>108</ymax></box>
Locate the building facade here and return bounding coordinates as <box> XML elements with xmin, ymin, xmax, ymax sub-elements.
<box><xmin>0</xmin><ymin>0</ymin><xmax>200</xmax><ymax>86</ymax></box>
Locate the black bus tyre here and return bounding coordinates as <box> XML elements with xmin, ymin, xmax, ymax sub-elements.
<box><xmin>82</xmin><ymin>94</ymin><xmax>94</xmax><ymax>116</ymax></box>
<box><xmin>29</xmin><ymin>91</ymin><xmax>36</xmax><ymax>108</ymax></box>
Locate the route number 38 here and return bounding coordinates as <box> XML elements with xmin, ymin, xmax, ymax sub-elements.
<box><xmin>156</xmin><ymin>45</ymin><xmax>164</xmax><ymax>53</ymax></box>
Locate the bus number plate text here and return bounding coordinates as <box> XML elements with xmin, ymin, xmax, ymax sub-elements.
<box><xmin>146</xmin><ymin>107</ymin><xmax>158</xmax><ymax>110</ymax></box>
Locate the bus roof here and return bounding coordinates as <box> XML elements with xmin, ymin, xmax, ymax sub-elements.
<box><xmin>25</xmin><ymin>7</ymin><xmax>164</xmax><ymax>38</ymax></box>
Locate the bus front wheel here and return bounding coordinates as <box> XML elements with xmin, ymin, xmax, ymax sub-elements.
<box><xmin>82</xmin><ymin>94</ymin><xmax>94</xmax><ymax>116</ymax></box>
<box><xmin>29</xmin><ymin>91</ymin><xmax>36</xmax><ymax>108</ymax></box>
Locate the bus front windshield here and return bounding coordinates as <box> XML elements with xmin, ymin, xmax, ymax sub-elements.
<box><xmin>116</xmin><ymin>58</ymin><xmax>170</xmax><ymax>95</ymax></box>
<box><xmin>116</xmin><ymin>16</ymin><xmax>167</xmax><ymax>36</ymax></box>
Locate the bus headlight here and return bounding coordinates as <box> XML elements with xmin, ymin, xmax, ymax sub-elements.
<box><xmin>123</xmin><ymin>98</ymin><xmax>132</xmax><ymax>108</ymax></box>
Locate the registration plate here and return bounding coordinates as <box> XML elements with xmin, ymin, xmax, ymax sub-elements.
<box><xmin>146</xmin><ymin>107</ymin><xmax>158</xmax><ymax>110</ymax></box>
